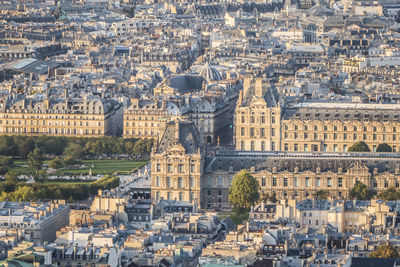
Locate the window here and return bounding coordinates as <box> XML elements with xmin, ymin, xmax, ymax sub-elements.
<box><xmin>167</xmin><ymin>177</ymin><xmax>171</xmax><ymax>188</ymax></box>
<box><xmin>218</xmin><ymin>176</ymin><xmax>223</xmax><ymax>186</ymax></box>
<box><xmin>271</xmin><ymin>128</ymin><xmax>275</xmax><ymax>137</ymax></box>
<box><xmin>385</xmin><ymin>179</ymin><xmax>389</xmax><ymax>188</ymax></box>
<box><xmin>178</xmin><ymin>164</ymin><xmax>184</xmax><ymax>173</ymax></box>
<box><xmin>338</xmin><ymin>178</ymin><xmax>343</xmax><ymax>188</ymax></box>
<box><xmin>190</xmin><ymin>177</ymin><xmax>195</xmax><ymax>187</ymax></box>
<box><xmin>261</xmin><ymin>116</ymin><xmax>265</xmax><ymax>123</ymax></box>
<box><xmin>156</xmin><ymin>176</ymin><xmax>160</xmax><ymax>187</ymax></box>
<box><xmin>251</xmin><ymin>141</ymin><xmax>255</xmax><ymax>151</ymax></box>
<box><xmin>156</xmin><ymin>192</ymin><xmax>160</xmax><ymax>200</ymax></box>
<box><xmin>190</xmin><ymin>164</ymin><xmax>195</xmax><ymax>173</ymax></box>
<box><xmin>207</xmin><ymin>176</ymin><xmax>211</xmax><ymax>186</ymax></box>
<box><xmin>167</xmin><ymin>192</ymin><xmax>171</xmax><ymax>200</ymax></box>
<box><xmin>156</xmin><ymin>164</ymin><xmax>161</xmax><ymax>172</ymax></box>
<box><xmin>262</xmin><ymin>177</ymin><xmax>266</xmax><ymax>186</ymax></box>
<box><xmin>241</xmin><ymin>116</ymin><xmax>245</xmax><ymax>123</ymax></box>
<box><xmin>316</xmin><ymin>177</ymin><xmax>320</xmax><ymax>187</ymax></box>
<box><xmin>260</xmin><ymin>128</ymin><xmax>265</xmax><ymax>137</ymax></box>
<box><xmin>271</xmin><ymin>141</ymin><xmax>275</xmax><ymax>151</ymax></box>
<box><xmin>284</xmin><ymin>143</ymin><xmax>288</xmax><ymax>151</ymax></box>
<box><xmin>179</xmin><ymin>192</ymin><xmax>183</xmax><ymax>201</ymax></box>
<box><xmin>250</xmin><ymin>128</ymin><xmax>255</xmax><ymax>137</ymax></box>
<box><xmin>327</xmin><ymin>177</ymin><xmax>331</xmax><ymax>187</ymax></box>
<box><xmin>333</xmin><ymin>144</ymin><xmax>338</xmax><ymax>152</ymax></box>
<box><xmin>241</xmin><ymin>127</ymin><xmax>245</xmax><ymax>136</ymax></box>
<box><xmin>305</xmin><ymin>177</ymin><xmax>309</xmax><ymax>187</ymax></box>
<box><xmin>304</xmin><ymin>144</ymin><xmax>308</xmax><ymax>151</ymax></box>
<box><xmin>294</xmin><ymin>133</ymin><xmax>298</xmax><ymax>139</ymax></box>
<box><xmin>241</xmin><ymin>141</ymin><xmax>245</xmax><ymax>150</ymax></box>
<box><xmin>284</xmin><ymin>178</ymin><xmax>288</xmax><ymax>187</ymax></box>
<box><xmin>314</xmin><ymin>133</ymin><xmax>317</xmax><ymax>140</ymax></box>
<box><xmin>294</xmin><ymin>144</ymin><xmax>298</xmax><ymax>151</ymax></box>
<box><xmin>304</xmin><ymin>132</ymin><xmax>308</xmax><ymax>139</ymax></box>
<box><xmin>190</xmin><ymin>192</ymin><xmax>194</xmax><ymax>202</ymax></box>
<box><xmin>272</xmin><ymin>178</ymin><xmax>277</xmax><ymax>187</ymax></box>
<box><xmin>334</xmin><ymin>133</ymin><xmax>337</xmax><ymax>140</ymax></box>
<box><xmin>261</xmin><ymin>141</ymin><xmax>265</xmax><ymax>151</ymax></box>
<box><xmin>251</xmin><ymin>116</ymin><xmax>255</xmax><ymax>123</ymax></box>
<box><xmin>167</xmin><ymin>164</ymin><xmax>172</xmax><ymax>173</ymax></box>
<box><xmin>229</xmin><ymin>176</ymin><xmax>233</xmax><ymax>185</ymax></box>
<box><xmin>272</xmin><ymin>116</ymin><xmax>275</xmax><ymax>123</ymax></box>
<box><xmin>344</xmin><ymin>133</ymin><xmax>347</xmax><ymax>140</ymax></box>
<box><xmin>178</xmin><ymin>177</ymin><xmax>183</xmax><ymax>189</ymax></box>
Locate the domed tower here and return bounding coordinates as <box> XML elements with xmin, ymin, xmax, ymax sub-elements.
<box><xmin>192</xmin><ymin>62</ymin><xmax>222</xmax><ymax>82</ymax></box>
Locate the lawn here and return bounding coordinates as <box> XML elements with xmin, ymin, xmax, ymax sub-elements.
<box><xmin>11</xmin><ymin>159</ymin><xmax>147</xmax><ymax>176</ymax></box>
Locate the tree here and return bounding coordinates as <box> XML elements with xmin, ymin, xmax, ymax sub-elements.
<box><xmin>377</xmin><ymin>143</ymin><xmax>392</xmax><ymax>152</ymax></box>
<box><xmin>64</xmin><ymin>143</ymin><xmax>84</xmax><ymax>161</ymax></box>
<box><xmin>0</xmin><ymin>156</ymin><xmax>13</xmax><ymax>175</ymax></box>
<box><xmin>349</xmin><ymin>181</ymin><xmax>374</xmax><ymax>200</ymax></box>
<box><xmin>313</xmin><ymin>190</ymin><xmax>330</xmax><ymax>200</ymax></box>
<box><xmin>229</xmin><ymin>170</ymin><xmax>260</xmax><ymax>213</ymax></box>
<box><xmin>370</xmin><ymin>244</ymin><xmax>400</xmax><ymax>258</ymax></box>
<box><xmin>378</xmin><ymin>187</ymin><xmax>400</xmax><ymax>201</ymax></box>
<box><xmin>348</xmin><ymin>141</ymin><xmax>370</xmax><ymax>152</ymax></box>
<box><xmin>27</xmin><ymin>148</ymin><xmax>43</xmax><ymax>174</ymax></box>
<box><xmin>33</xmin><ymin>169</ymin><xmax>47</xmax><ymax>183</ymax></box>
<box><xmin>49</xmin><ymin>157</ymin><xmax>63</xmax><ymax>170</ymax></box>
<box><xmin>5</xmin><ymin>170</ymin><xmax>19</xmax><ymax>185</ymax></box>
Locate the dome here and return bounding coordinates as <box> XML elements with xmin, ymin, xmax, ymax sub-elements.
<box><xmin>192</xmin><ymin>63</ymin><xmax>222</xmax><ymax>82</ymax></box>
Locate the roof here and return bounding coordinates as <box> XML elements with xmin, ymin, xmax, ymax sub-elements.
<box><xmin>283</xmin><ymin>102</ymin><xmax>400</xmax><ymax>122</ymax></box>
<box><xmin>351</xmin><ymin>257</ymin><xmax>400</xmax><ymax>267</ymax></box>
<box><xmin>156</xmin><ymin>121</ymin><xmax>202</xmax><ymax>154</ymax></box>
<box><xmin>6</xmin><ymin>58</ymin><xmax>59</xmax><ymax>75</ymax></box>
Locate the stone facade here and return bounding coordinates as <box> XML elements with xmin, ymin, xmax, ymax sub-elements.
<box><xmin>235</xmin><ymin>76</ymin><xmax>400</xmax><ymax>153</ymax></box>
<box><xmin>0</xmin><ymin>95</ymin><xmax>122</xmax><ymax>136</ymax></box>
<box><xmin>151</xmin><ymin>121</ymin><xmax>203</xmax><ymax>205</ymax></box>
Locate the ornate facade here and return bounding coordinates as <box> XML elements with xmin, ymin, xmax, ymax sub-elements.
<box><xmin>202</xmin><ymin>151</ymin><xmax>400</xmax><ymax>209</ymax></box>
<box><xmin>0</xmin><ymin>95</ymin><xmax>122</xmax><ymax>136</ymax></box>
<box><xmin>235</xmin><ymin>77</ymin><xmax>400</xmax><ymax>153</ymax></box>
<box><xmin>151</xmin><ymin>121</ymin><xmax>204</xmax><ymax>205</ymax></box>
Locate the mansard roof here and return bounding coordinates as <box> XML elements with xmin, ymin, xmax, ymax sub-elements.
<box><xmin>156</xmin><ymin>121</ymin><xmax>202</xmax><ymax>155</ymax></box>
<box><xmin>204</xmin><ymin>151</ymin><xmax>400</xmax><ymax>174</ymax></box>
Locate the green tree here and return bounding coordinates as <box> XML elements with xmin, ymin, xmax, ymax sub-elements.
<box><xmin>229</xmin><ymin>170</ymin><xmax>260</xmax><ymax>213</ymax></box>
<box><xmin>5</xmin><ymin>170</ymin><xmax>19</xmax><ymax>185</ymax></box>
<box><xmin>349</xmin><ymin>181</ymin><xmax>374</xmax><ymax>200</ymax></box>
<box><xmin>64</xmin><ymin>143</ymin><xmax>84</xmax><ymax>161</ymax></box>
<box><xmin>376</xmin><ymin>143</ymin><xmax>393</xmax><ymax>152</ymax></box>
<box><xmin>15</xmin><ymin>136</ymin><xmax>35</xmax><ymax>158</ymax></box>
<box><xmin>0</xmin><ymin>136</ymin><xmax>16</xmax><ymax>156</ymax></box>
<box><xmin>378</xmin><ymin>187</ymin><xmax>400</xmax><ymax>201</ymax></box>
<box><xmin>49</xmin><ymin>157</ymin><xmax>63</xmax><ymax>169</ymax></box>
<box><xmin>313</xmin><ymin>190</ymin><xmax>330</xmax><ymax>199</ymax></box>
<box><xmin>0</xmin><ymin>156</ymin><xmax>13</xmax><ymax>175</ymax></box>
<box><xmin>348</xmin><ymin>141</ymin><xmax>370</xmax><ymax>152</ymax></box>
<box><xmin>28</xmin><ymin>148</ymin><xmax>43</xmax><ymax>174</ymax></box>
<box><xmin>33</xmin><ymin>169</ymin><xmax>47</xmax><ymax>183</ymax></box>
<box><xmin>370</xmin><ymin>244</ymin><xmax>400</xmax><ymax>258</ymax></box>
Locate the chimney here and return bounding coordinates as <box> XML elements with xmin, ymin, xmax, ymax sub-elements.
<box><xmin>255</xmin><ymin>77</ymin><xmax>264</xmax><ymax>97</ymax></box>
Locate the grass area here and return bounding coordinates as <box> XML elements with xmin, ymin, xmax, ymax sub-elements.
<box><xmin>11</xmin><ymin>159</ymin><xmax>147</xmax><ymax>176</ymax></box>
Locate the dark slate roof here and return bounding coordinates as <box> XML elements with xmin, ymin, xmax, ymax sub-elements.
<box><xmin>204</xmin><ymin>151</ymin><xmax>400</xmax><ymax>173</ymax></box>
<box><xmin>157</xmin><ymin>121</ymin><xmax>201</xmax><ymax>154</ymax></box>
<box><xmin>282</xmin><ymin>104</ymin><xmax>400</xmax><ymax>122</ymax></box>
<box><xmin>167</xmin><ymin>75</ymin><xmax>205</xmax><ymax>93</ymax></box>
<box><xmin>351</xmin><ymin>258</ymin><xmax>400</xmax><ymax>267</ymax></box>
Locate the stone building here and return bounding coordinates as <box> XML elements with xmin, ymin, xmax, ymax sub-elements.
<box><xmin>151</xmin><ymin>120</ymin><xmax>204</xmax><ymax>205</ymax></box>
<box><xmin>124</xmin><ymin>64</ymin><xmax>240</xmax><ymax>145</ymax></box>
<box><xmin>0</xmin><ymin>94</ymin><xmax>122</xmax><ymax>136</ymax></box>
<box><xmin>202</xmin><ymin>151</ymin><xmax>400</xmax><ymax>209</ymax></box>
<box><xmin>235</xmin><ymin>76</ymin><xmax>400</xmax><ymax>153</ymax></box>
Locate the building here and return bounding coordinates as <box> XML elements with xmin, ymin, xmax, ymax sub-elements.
<box><xmin>235</xmin><ymin>76</ymin><xmax>400</xmax><ymax>153</ymax></box>
<box><xmin>0</xmin><ymin>200</ymin><xmax>69</xmax><ymax>244</ymax></box>
<box><xmin>151</xmin><ymin>120</ymin><xmax>203</xmax><ymax>205</ymax></box>
<box><xmin>0</xmin><ymin>94</ymin><xmax>122</xmax><ymax>136</ymax></box>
